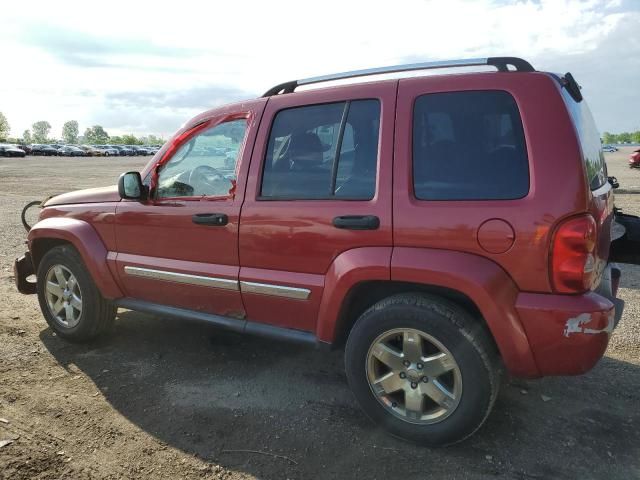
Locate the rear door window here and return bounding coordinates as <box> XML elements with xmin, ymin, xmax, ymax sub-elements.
<box><xmin>260</xmin><ymin>100</ymin><xmax>380</xmax><ymax>200</ymax></box>
<box><xmin>413</xmin><ymin>90</ymin><xmax>529</xmax><ymax>200</ymax></box>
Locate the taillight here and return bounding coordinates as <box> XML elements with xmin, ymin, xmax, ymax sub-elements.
<box><xmin>550</xmin><ymin>214</ymin><xmax>597</xmax><ymax>293</ymax></box>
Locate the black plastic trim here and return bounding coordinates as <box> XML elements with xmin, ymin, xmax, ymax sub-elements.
<box><xmin>14</xmin><ymin>252</ymin><xmax>36</xmax><ymax>295</ymax></box>
<box><xmin>486</xmin><ymin>57</ymin><xmax>535</xmax><ymax>72</ymax></box>
<box><xmin>115</xmin><ymin>298</ymin><xmax>318</xmax><ymax>346</ymax></box>
<box><xmin>610</xmin><ymin>211</ymin><xmax>640</xmax><ymax>265</ymax></box>
<box><xmin>262</xmin><ymin>80</ymin><xmax>298</xmax><ymax>97</ymax></box>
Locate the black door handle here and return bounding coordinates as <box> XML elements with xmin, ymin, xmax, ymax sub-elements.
<box><xmin>333</xmin><ymin>215</ymin><xmax>380</xmax><ymax>230</ymax></box>
<box><xmin>192</xmin><ymin>213</ymin><xmax>229</xmax><ymax>226</ymax></box>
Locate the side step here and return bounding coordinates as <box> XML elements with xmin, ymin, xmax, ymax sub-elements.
<box><xmin>114</xmin><ymin>298</ymin><xmax>321</xmax><ymax>347</ymax></box>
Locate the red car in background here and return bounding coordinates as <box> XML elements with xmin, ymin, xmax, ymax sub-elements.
<box><xmin>629</xmin><ymin>149</ymin><xmax>640</xmax><ymax>168</ymax></box>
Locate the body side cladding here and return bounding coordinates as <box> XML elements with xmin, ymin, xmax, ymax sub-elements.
<box><xmin>28</xmin><ymin>217</ymin><xmax>123</xmax><ymax>299</ymax></box>
<box><xmin>316</xmin><ymin>247</ymin><xmax>393</xmax><ymax>343</ymax></box>
<box><xmin>390</xmin><ymin>247</ymin><xmax>539</xmax><ymax>378</ymax></box>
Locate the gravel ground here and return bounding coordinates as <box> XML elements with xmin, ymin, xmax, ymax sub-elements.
<box><xmin>0</xmin><ymin>150</ymin><xmax>639</xmax><ymax>479</ymax></box>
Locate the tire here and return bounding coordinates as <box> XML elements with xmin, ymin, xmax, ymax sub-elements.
<box><xmin>36</xmin><ymin>245</ymin><xmax>116</xmax><ymax>342</ymax></box>
<box><xmin>345</xmin><ymin>293</ymin><xmax>500</xmax><ymax>446</ymax></box>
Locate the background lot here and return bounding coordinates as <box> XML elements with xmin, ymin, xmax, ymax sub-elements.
<box><xmin>1</xmin><ymin>148</ymin><xmax>639</xmax><ymax>479</ymax></box>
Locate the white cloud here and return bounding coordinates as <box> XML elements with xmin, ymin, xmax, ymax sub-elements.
<box><xmin>0</xmin><ymin>0</ymin><xmax>638</xmax><ymax>138</ymax></box>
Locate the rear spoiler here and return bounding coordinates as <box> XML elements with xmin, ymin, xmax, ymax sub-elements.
<box><xmin>548</xmin><ymin>72</ymin><xmax>583</xmax><ymax>102</ymax></box>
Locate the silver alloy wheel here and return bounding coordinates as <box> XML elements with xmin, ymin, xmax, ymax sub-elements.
<box><xmin>45</xmin><ymin>264</ymin><xmax>83</xmax><ymax>328</ymax></box>
<box><xmin>366</xmin><ymin>328</ymin><xmax>462</xmax><ymax>424</ymax></box>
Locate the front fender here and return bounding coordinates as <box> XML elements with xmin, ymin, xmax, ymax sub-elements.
<box><xmin>28</xmin><ymin>217</ymin><xmax>123</xmax><ymax>299</ymax></box>
<box><xmin>391</xmin><ymin>247</ymin><xmax>539</xmax><ymax>378</ymax></box>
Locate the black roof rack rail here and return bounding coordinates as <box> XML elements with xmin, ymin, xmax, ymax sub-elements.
<box><xmin>263</xmin><ymin>56</ymin><xmax>535</xmax><ymax>97</ymax></box>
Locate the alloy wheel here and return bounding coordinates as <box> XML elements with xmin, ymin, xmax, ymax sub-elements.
<box><xmin>366</xmin><ymin>328</ymin><xmax>462</xmax><ymax>424</ymax></box>
<box><xmin>45</xmin><ymin>265</ymin><xmax>83</xmax><ymax>328</ymax></box>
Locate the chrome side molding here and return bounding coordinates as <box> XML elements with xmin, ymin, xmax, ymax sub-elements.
<box><xmin>123</xmin><ymin>266</ymin><xmax>311</xmax><ymax>300</ymax></box>
<box><xmin>240</xmin><ymin>281</ymin><xmax>311</xmax><ymax>300</ymax></box>
<box><xmin>123</xmin><ymin>266</ymin><xmax>239</xmax><ymax>291</ymax></box>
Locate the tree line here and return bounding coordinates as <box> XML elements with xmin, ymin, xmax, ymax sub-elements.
<box><xmin>0</xmin><ymin>112</ymin><xmax>164</xmax><ymax>146</ymax></box>
<box><xmin>601</xmin><ymin>131</ymin><xmax>640</xmax><ymax>144</ymax></box>
<box><xmin>2</xmin><ymin>110</ymin><xmax>637</xmax><ymax>147</ymax></box>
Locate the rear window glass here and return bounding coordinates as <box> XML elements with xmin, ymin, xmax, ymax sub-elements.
<box><xmin>560</xmin><ymin>89</ymin><xmax>607</xmax><ymax>190</ymax></box>
<box><xmin>413</xmin><ymin>90</ymin><xmax>529</xmax><ymax>201</ymax></box>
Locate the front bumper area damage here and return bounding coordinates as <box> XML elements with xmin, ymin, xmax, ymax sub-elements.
<box><xmin>14</xmin><ymin>252</ymin><xmax>36</xmax><ymax>294</ymax></box>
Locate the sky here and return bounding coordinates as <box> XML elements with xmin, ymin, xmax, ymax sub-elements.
<box><xmin>1</xmin><ymin>0</ymin><xmax>639</xmax><ymax>140</ymax></box>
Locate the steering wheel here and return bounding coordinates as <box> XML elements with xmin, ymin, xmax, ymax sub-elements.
<box><xmin>188</xmin><ymin>164</ymin><xmax>227</xmax><ymax>195</ymax></box>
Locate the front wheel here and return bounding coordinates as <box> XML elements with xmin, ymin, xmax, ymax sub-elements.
<box><xmin>345</xmin><ymin>293</ymin><xmax>500</xmax><ymax>446</ymax></box>
<box><xmin>36</xmin><ymin>245</ymin><xmax>116</xmax><ymax>342</ymax></box>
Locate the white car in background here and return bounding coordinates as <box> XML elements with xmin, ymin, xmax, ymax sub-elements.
<box><xmin>93</xmin><ymin>145</ymin><xmax>119</xmax><ymax>156</ymax></box>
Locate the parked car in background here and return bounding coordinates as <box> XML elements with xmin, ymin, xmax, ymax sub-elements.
<box><xmin>30</xmin><ymin>144</ymin><xmax>59</xmax><ymax>156</ymax></box>
<box><xmin>17</xmin><ymin>144</ymin><xmax>32</xmax><ymax>154</ymax></box>
<box><xmin>602</xmin><ymin>145</ymin><xmax>618</xmax><ymax>152</ymax></box>
<box><xmin>78</xmin><ymin>145</ymin><xmax>102</xmax><ymax>156</ymax></box>
<box><xmin>629</xmin><ymin>149</ymin><xmax>640</xmax><ymax>168</ymax></box>
<box><xmin>126</xmin><ymin>145</ymin><xmax>151</xmax><ymax>155</ymax></box>
<box><xmin>109</xmin><ymin>145</ymin><xmax>132</xmax><ymax>156</ymax></box>
<box><xmin>93</xmin><ymin>145</ymin><xmax>119</xmax><ymax>156</ymax></box>
<box><xmin>58</xmin><ymin>145</ymin><xmax>85</xmax><ymax>157</ymax></box>
<box><xmin>0</xmin><ymin>144</ymin><xmax>27</xmax><ymax>157</ymax></box>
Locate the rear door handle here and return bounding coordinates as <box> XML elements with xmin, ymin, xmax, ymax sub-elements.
<box><xmin>332</xmin><ymin>215</ymin><xmax>380</xmax><ymax>230</ymax></box>
<box><xmin>192</xmin><ymin>213</ymin><xmax>229</xmax><ymax>226</ymax></box>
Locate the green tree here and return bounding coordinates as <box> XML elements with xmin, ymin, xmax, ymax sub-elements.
<box><xmin>602</xmin><ymin>132</ymin><xmax>616</xmax><ymax>145</ymax></box>
<box><xmin>110</xmin><ymin>135</ymin><xmax>123</xmax><ymax>145</ymax></box>
<box><xmin>22</xmin><ymin>130</ymin><xmax>32</xmax><ymax>144</ymax></box>
<box><xmin>32</xmin><ymin>121</ymin><xmax>51</xmax><ymax>143</ymax></box>
<box><xmin>83</xmin><ymin>125</ymin><xmax>110</xmax><ymax>144</ymax></box>
<box><xmin>143</xmin><ymin>134</ymin><xmax>164</xmax><ymax>145</ymax></box>
<box><xmin>618</xmin><ymin>132</ymin><xmax>632</xmax><ymax>143</ymax></box>
<box><xmin>121</xmin><ymin>134</ymin><xmax>141</xmax><ymax>145</ymax></box>
<box><xmin>632</xmin><ymin>131</ymin><xmax>640</xmax><ymax>144</ymax></box>
<box><xmin>61</xmin><ymin>120</ymin><xmax>79</xmax><ymax>144</ymax></box>
<box><xmin>0</xmin><ymin>112</ymin><xmax>9</xmax><ymax>140</ymax></box>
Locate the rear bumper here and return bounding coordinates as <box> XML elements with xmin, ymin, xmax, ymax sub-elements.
<box><xmin>516</xmin><ymin>266</ymin><xmax>623</xmax><ymax>376</ymax></box>
<box><xmin>14</xmin><ymin>252</ymin><xmax>36</xmax><ymax>294</ymax></box>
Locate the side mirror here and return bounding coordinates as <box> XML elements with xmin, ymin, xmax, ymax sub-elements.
<box><xmin>118</xmin><ymin>171</ymin><xmax>147</xmax><ymax>200</ymax></box>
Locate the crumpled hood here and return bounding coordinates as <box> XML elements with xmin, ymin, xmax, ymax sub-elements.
<box><xmin>43</xmin><ymin>185</ymin><xmax>120</xmax><ymax>206</ymax></box>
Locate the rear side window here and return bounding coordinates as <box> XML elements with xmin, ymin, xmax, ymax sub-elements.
<box><xmin>560</xmin><ymin>89</ymin><xmax>607</xmax><ymax>190</ymax></box>
<box><xmin>260</xmin><ymin>100</ymin><xmax>380</xmax><ymax>200</ymax></box>
<box><xmin>413</xmin><ymin>90</ymin><xmax>529</xmax><ymax>200</ymax></box>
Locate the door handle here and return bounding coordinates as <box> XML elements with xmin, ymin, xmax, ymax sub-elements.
<box><xmin>192</xmin><ymin>213</ymin><xmax>229</xmax><ymax>226</ymax></box>
<box><xmin>332</xmin><ymin>215</ymin><xmax>380</xmax><ymax>230</ymax></box>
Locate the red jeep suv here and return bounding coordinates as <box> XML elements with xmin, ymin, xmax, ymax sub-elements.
<box><xmin>15</xmin><ymin>57</ymin><xmax>633</xmax><ymax>446</ymax></box>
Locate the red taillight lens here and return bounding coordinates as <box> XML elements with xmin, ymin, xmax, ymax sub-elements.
<box><xmin>550</xmin><ymin>214</ymin><xmax>597</xmax><ymax>293</ymax></box>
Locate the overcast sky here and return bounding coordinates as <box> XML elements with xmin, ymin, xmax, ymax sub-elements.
<box><xmin>1</xmin><ymin>0</ymin><xmax>638</xmax><ymax>139</ymax></box>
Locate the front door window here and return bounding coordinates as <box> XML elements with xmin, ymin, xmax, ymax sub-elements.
<box><xmin>157</xmin><ymin>119</ymin><xmax>247</xmax><ymax>198</ymax></box>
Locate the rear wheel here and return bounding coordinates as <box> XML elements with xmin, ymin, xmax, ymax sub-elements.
<box><xmin>36</xmin><ymin>245</ymin><xmax>116</xmax><ymax>342</ymax></box>
<box><xmin>345</xmin><ymin>293</ymin><xmax>500</xmax><ymax>446</ymax></box>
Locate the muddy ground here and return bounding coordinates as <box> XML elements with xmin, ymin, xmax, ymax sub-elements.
<box><xmin>1</xmin><ymin>148</ymin><xmax>639</xmax><ymax>479</ymax></box>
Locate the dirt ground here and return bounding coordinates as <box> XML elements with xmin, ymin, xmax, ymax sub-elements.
<box><xmin>1</xmin><ymin>148</ymin><xmax>639</xmax><ymax>480</ymax></box>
